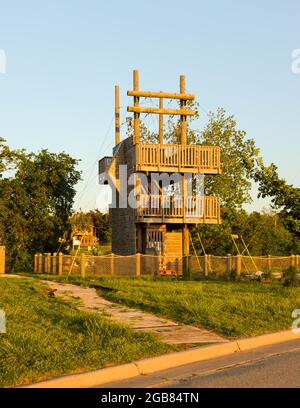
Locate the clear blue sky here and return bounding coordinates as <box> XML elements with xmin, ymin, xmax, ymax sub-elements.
<box><xmin>0</xmin><ymin>0</ymin><xmax>299</xmax><ymax>212</ymax></box>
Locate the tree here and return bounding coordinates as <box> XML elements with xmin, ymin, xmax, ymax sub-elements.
<box><xmin>127</xmin><ymin>105</ymin><xmax>260</xmax><ymax>210</ymax></box>
<box><xmin>0</xmin><ymin>141</ymin><xmax>81</xmax><ymax>271</ymax></box>
<box><xmin>191</xmin><ymin>208</ymin><xmax>299</xmax><ymax>256</ymax></box>
<box><xmin>201</xmin><ymin>108</ymin><xmax>260</xmax><ymax>210</ymax></box>
<box><xmin>70</xmin><ymin>210</ymin><xmax>111</xmax><ymax>244</ymax></box>
<box><xmin>86</xmin><ymin>210</ymin><xmax>110</xmax><ymax>243</ymax></box>
<box><xmin>253</xmin><ymin>159</ymin><xmax>300</xmax><ymax>237</ymax></box>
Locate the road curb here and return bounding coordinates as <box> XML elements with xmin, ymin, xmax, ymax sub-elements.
<box><xmin>24</xmin><ymin>330</ymin><xmax>300</xmax><ymax>388</ymax></box>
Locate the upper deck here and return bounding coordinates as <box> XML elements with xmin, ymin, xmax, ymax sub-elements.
<box><xmin>135</xmin><ymin>143</ymin><xmax>221</xmax><ymax>174</ymax></box>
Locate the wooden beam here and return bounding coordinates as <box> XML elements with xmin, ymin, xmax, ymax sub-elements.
<box><xmin>115</xmin><ymin>85</ymin><xmax>120</xmax><ymax>145</ymax></box>
<box><xmin>127</xmin><ymin>90</ymin><xmax>195</xmax><ymax>100</ymax></box>
<box><xmin>180</xmin><ymin>75</ymin><xmax>187</xmax><ymax>145</ymax></box>
<box><xmin>133</xmin><ymin>69</ymin><xmax>140</xmax><ymax>144</ymax></box>
<box><xmin>127</xmin><ymin>106</ymin><xmax>195</xmax><ymax>116</ymax></box>
<box><xmin>159</xmin><ymin>95</ymin><xmax>163</xmax><ymax>144</ymax></box>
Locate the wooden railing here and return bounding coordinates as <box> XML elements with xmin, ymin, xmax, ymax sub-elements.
<box><xmin>136</xmin><ymin>195</ymin><xmax>221</xmax><ymax>223</ymax></box>
<box><xmin>135</xmin><ymin>143</ymin><xmax>221</xmax><ymax>174</ymax></box>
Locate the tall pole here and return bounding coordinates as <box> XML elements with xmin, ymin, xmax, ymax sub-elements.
<box><xmin>133</xmin><ymin>69</ymin><xmax>140</xmax><ymax>144</ymax></box>
<box><xmin>180</xmin><ymin>75</ymin><xmax>187</xmax><ymax>144</ymax></box>
<box><xmin>180</xmin><ymin>75</ymin><xmax>189</xmax><ymax>277</ymax></box>
<box><xmin>159</xmin><ymin>93</ymin><xmax>163</xmax><ymax>144</ymax></box>
<box><xmin>115</xmin><ymin>85</ymin><xmax>120</xmax><ymax>145</ymax></box>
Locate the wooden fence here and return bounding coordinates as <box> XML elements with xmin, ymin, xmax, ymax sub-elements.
<box><xmin>34</xmin><ymin>252</ymin><xmax>300</xmax><ymax>278</ymax></box>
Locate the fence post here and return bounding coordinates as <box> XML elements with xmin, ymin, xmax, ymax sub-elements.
<box><xmin>226</xmin><ymin>254</ymin><xmax>232</xmax><ymax>275</ymax></box>
<box><xmin>38</xmin><ymin>253</ymin><xmax>43</xmax><ymax>273</ymax></box>
<box><xmin>235</xmin><ymin>254</ymin><xmax>241</xmax><ymax>276</ymax></box>
<box><xmin>110</xmin><ymin>253</ymin><xmax>115</xmax><ymax>276</ymax></box>
<box><xmin>52</xmin><ymin>253</ymin><xmax>57</xmax><ymax>275</ymax></box>
<box><xmin>296</xmin><ymin>255</ymin><xmax>300</xmax><ymax>271</ymax></box>
<box><xmin>80</xmin><ymin>253</ymin><xmax>86</xmax><ymax>278</ymax></box>
<box><xmin>43</xmin><ymin>253</ymin><xmax>48</xmax><ymax>273</ymax></box>
<box><xmin>204</xmin><ymin>254</ymin><xmax>209</xmax><ymax>277</ymax></box>
<box><xmin>267</xmin><ymin>255</ymin><xmax>272</xmax><ymax>272</ymax></box>
<box><xmin>58</xmin><ymin>252</ymin><xmax>63</xmax><ymax>276</ymax></box>
<box><xmin>0</xmin><ymin>246</ymin><xmax>5</xmax><ymax>274</ymax></box>
<box><xmin>47</xmin><ymin>253</ymin><xmax>51</xmax><ymax>274</ymax></box>
<box><xmin>136</xmin><ymin>253</ymin><xmax>141</xmax><ymax>277</ymax></box>
<box><xmin>291</xmin><ymin>254</ymin><xmax>296</xmax><ymax>268</ymax></box>
<box><xmin>34</xmin><ymin>254</ymin><xmax>38</xmax><ymax>273</ymax></box>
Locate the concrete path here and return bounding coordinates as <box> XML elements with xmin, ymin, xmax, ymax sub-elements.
<box><xmin>46</xmin><ymin>281</ymin><xmax>226</xmax><ymax>345</ymax></box>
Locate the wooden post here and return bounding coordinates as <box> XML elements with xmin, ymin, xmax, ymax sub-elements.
<box><xmin>52</xmin><ymin>253</ymin><xmax>57</xmax><ymax>275</ymax></box>
<box><xmin>115</xmin><ymin>85</ymin><xmax>120</xmax><ymax>145</ymax></box>
<box><xmin>136</xmin><ymin>253</ymin><xmax>141</xmax><ymax>277</ymax></box>
<box><xmin>47</xmin><ymin>253</ymin><xmax>51</xmax><ymax>274</ymax></box>
<box><xmin>226</xmin><ymin>254</ymin><xmax>232</xmax><ymax>275</ymax></box>
<box><xmin>180</xmin><ymin>75</ymin><xmax>187</xmax><ymax>144</ymax></box>
<box><xmin>235</xmin><ymin>254</ymin><xmax>242</xmax><ymax>276</ymax></box>
<box><xmin>80</xmin><ymin>253</ymin><xmax>86</xmax><ymax>278</ymax></box>
<box><xmin>159</xmin><ymin>94</ymin><xmax>163</xmax><ymax>144</ymax></box>
<box><xmin>58</xmin><ymin>252</ymin><xmax>63</xmax><ymax>276</ymax></box>
<box><xmin>291</xmin><ymin>254</ymin><xmax>296</xmax><ymax>268</ymax></box>
<box><xmin>267</xmin><ymin>255</ymin><xmax>272</xmax><ymax>272</ymax></box>
<box><xmin>110</xmin><ymin>253</ymin><xmax>115</xmax><ymax>275</ymax></box>
<box><xmin>38</xmin><ymin>253</ymin><xmax>43</xmax><ymax>273</ymax></box>
<box><xmin>0</xmin><ymin>246</ymin><xmax>5</xmax><ymax>274</ymax></box>
<box><xmin>133</xmin><ymin>69</ymin><xmax>140</xmax><ymax>144</ymax></box>
<box><xmin>296</xmin><ymin>255</ymin><xmax>299</xmax><ymax>271</ymax></box>
<box><xmin>34</xmin><ymin>254</ymin><xmax>38</xmax><ymax>273</ymax></box>
<box><xmin>204</xmin><ymin>254</ymin><xmax>209</xmax><ymax>277</ymax></box>
<box><xmin>182</xmin><ymin>224</ymin><xmax>190</xmax><ymax>278</ymax></box>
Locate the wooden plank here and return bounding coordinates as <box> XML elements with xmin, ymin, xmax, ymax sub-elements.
<box><xmin>127</xmin><ymin>106</ymin><xmax>195</xmax><ymax>116</ymax></box>
<box><xmin>127</xmin><ymin>90</ymin><xmax>195</xmax><ymax>100</ymax></box>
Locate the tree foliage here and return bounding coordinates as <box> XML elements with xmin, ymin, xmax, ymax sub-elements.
<box><xmin>0</xmin><ymin>140</ymin><xmax>81</xmax><ymax>271</ymax></box>
<box><xmin>253</xmin><ymin>159</ymin><xmax>300</xmax><ymax>237</ymax></box>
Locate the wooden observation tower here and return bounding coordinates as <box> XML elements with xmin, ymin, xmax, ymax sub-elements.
<box><xmin>99</xmin><ymin>70</ymin><xmax>221</xmax><ymax>276</ymax></box>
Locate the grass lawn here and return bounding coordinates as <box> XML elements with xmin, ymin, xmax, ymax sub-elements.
<box><xmin>27</xmin><ymin>274</ymin><xmax>300</xmax><ymax>339</ymax></box>
<box><xmin>0</xmin><ymin>277</ymin><xmax>173</xmax><ymax>387</ymax></box>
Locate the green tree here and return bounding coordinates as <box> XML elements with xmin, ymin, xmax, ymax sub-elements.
<box><xmin>0</xmin><ymin>142</ymin><xmax>81</xmax><ymax>271</ymax></box>
<box><xmin>253</xmin><ymin>160</ymin><xmax>300</xmax><ymax>237</ymax></box>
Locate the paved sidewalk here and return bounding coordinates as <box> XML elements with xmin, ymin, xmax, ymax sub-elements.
<box><xmin>46</xmin><ymin>281</ymin><xmax>227</xmax><ymax>345</ymax></box>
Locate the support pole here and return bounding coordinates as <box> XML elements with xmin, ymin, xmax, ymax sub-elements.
<box><xmin>159</xmin><ymin>94</ymin><xmax>163</xmax><ymax>144</ymax></box>
<box><xmin>133</xmin><ymin>69</ymin><xmax>140</xmax><ymax>144</ymax></box>
<box><xmin>115</xmin><ymin>85</ymin><xmax>120</xmax><ymax>145</ymax></box>
<box><xmin>180</xmin><ymin>75</ymin><xmax>187</xmax><ymax>144</ymax></box>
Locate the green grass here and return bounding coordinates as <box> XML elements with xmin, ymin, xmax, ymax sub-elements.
<box><xmin>0</xmin><ymin>277</ymin><xmax>173</xmax><ymax>387</ymax></box>
<box><xmin>26</xmin><ymin>274</ymin><xmax>300</xmax><ymax>339</ymax></box>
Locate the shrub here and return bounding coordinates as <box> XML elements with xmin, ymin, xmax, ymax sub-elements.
<box><xmin>282</xmin><ymin>266</ymin><xmax>300</xmax><ymax>287</ymax></box>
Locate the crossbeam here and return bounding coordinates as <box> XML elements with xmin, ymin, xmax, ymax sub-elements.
<box><xmin>127</xmin><ymin>106</ymin><xmax>195</xmax><ymax>116</ymax></box>
<box><xmin>127</xmin><ymin>90</ymin><xmax>195</xmax><ymax>100</ymax></box>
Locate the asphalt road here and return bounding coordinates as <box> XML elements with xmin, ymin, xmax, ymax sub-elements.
<box><xmin>100</xmin><ymin>339</ymin><xmax>300</xmax><ymax>388</ymax></box>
